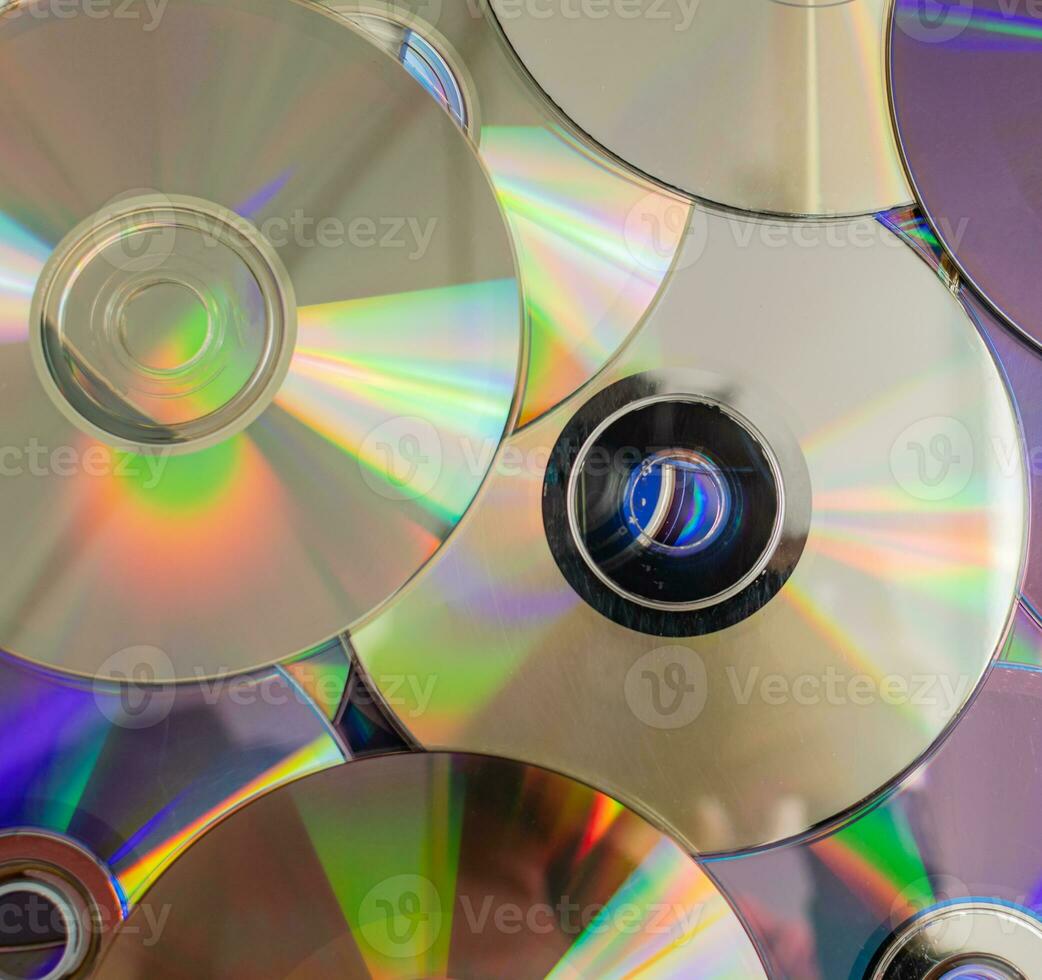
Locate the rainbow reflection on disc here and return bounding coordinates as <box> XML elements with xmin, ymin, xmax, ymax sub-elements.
<box><xmin>878</xmin><ymin>206</ymin><xmax>1042</xmax><ymax>628</ymax></box>
<box><xmin>708</xmin><ymin>606</ymin><xmax>1042</xmax><ymax>979</ymax></box>
<box><xmin>0</xmin><ymin>0</ymin><xmax>522</xmax><ymax>681</ymax></box>
<box><xmin>331</xmin><ymin>0</ymin><xmax>690</xmax><ymax>425</ymax></box>
<box><xmin>0</xmin><ymin>648</ymin><xmax>345</xmax><ymax>909</ymax></box>
<box><xmin>349</xmin><ymin>210</ymin><xmax>1025</xmax><ymax>855</ymax></box>
<box><xmin>98</xmin><ymin>752</ymin><xmax>767</xmax><ymax>979</ymax></box>
<box><xmin>487</xmin><ymin>0</ymin><xmax>910</xmax><ymax>216</ymax></box>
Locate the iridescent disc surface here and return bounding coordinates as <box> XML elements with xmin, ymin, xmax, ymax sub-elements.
<box><xmin>98</xmin><ymin>752</ymin><xmax>767</xmax><ymax>978</ymax></box>
<box><xmin>889</xmin><ymin>0</ymin><xmax>1042</xmax><ymax>349</ymax></box>
<box><xmin>708</xmin><ymin>610</ymin><xmax>1042</xmax><ymax>979</ymax></box>
<box><xmin>0</xmin><ymin>0</ymin><xmax>522</xmax><ymax>680</ymax></box>
<box><xmin>0</xmin><ymin>648</ymin><xmax>345</xmax><ymax>910</ymax></box>
<box><xmin>879</xmin><ymin>206</ymin><xmax>1042</xmax><ymax>622</ymax></box>
<box><xmin>488</xmin><ymin>0</ymin><xmax>911</xmax><ymax>216</ymax></box>
<box><xmin>329</xmin><ymin>0</ymin><xmax>690</xmax><ymax>425</ymax></box>
<box><xmin>350</xmin><ymin>209</ymin><xmax>1025</xmax><ymax>855</ymax></box>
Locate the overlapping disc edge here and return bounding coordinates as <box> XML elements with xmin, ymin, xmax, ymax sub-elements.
<box><xmin>0</xmin><ymin>0</ymin><xmax>525</xmax><ymax>681</ymax></box>
<box><xmin>2</xmin><ymin>2</ymin><xmax>1041</xmax><ymax>976</ymax></box>
<box><xmin>96</xmin><ymin>752</ymin><xmax>769</xmax><ymax>978</ymax></box>
<box><xmin>887</xmin><ymin>0</ymin><xmax>1042</xmax><ymax>352</ymax></box>
<box><xmin>485</xmin><ymin>0</ymin><xmax>911</xmax><ymax>217</ymax></box>
<box><xmin>346</xmin><ymin>197</ymin><xmax>1026</xmax><ymax>858</ymax></box>
<box><xmin>322</xmin><ymin>0</ymin><xmax>693</xmax><ymax>427</ymax></box>
<box><xmin>0</xmin><ymin>0</ymin><xmax>689</xmax><ymax>948</ymax></box>
<box><xmin>706</xmin><ymin>612</ymin><xmax>1042</xmax><ymax>978</ymax></box>
<box><xmin>690</xmin><ymin>207</ymin><xmax>1042</xmax><ymax>977</ymax></box>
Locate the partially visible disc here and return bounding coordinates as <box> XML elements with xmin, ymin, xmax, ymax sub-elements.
<box><xmin>0</xmin><ymin>647</ymin><xmax>345</xmax><ymax>907</ymax></box>
<box><xmin>879</xmin><ymin>206</ymin><xmax>1042</xmax><ymax>626</ymax></box>
<box><xmin>98</xmin><ymin>752</ymin><xmax>767</xmax><ymax>979</ymax></box>
<box><xmin>0</xmin><ymin>0</ymin><xmax>522</xmax><ymax>680</ymax></box>
<box><xmin>708</xmin><ymin>609</ymin><xmax>1042</xmax><ymax>979</ymax></box>
<box><xmin>889</xmin><ymin>0</ymin><xmax>1042</xmax><ymax>350</ymax></box>
<box><xmin>488</xmin><ymin>0</ymin><xmax>911</xmax><ymax>216</ymax></box>
<box><xmin>350</xmin><ymin>209</ymin><xmax>1025</xmax><ymax>855</ymax></box>
<box><xmin>329</xmin><ymin>0</ymin><xmax>691</xmax><ymax>425</ymax></box>
<box><xmin>872</xmin><ymin>903</ymin><xmax>1042</xmax><ymax>980</ymax></box>
<box><xmin>965</xmin><ymin>291</ymin><xmax>1042</xmax><ymax>621</ymax></box>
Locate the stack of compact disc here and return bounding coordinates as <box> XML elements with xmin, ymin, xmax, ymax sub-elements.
<box><xmin>1</xmin><ymin>0</ymin><xmax>1040</xmax><ymax>977</ymax></box>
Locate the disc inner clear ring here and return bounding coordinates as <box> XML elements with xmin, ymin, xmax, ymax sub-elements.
<box><xmin>871</xmin><ymin>904</ymin><xmax>1042</xmax><ymax>980</ymax></box>
<box><xmin>0</xmin><ymin>878</ymin><xmax>87</xmax><ymax>980</ymax></box>
<box><xmin>343</xmin><ymin>10</ymin><xmax>471</xmax><ymax>131</ymax></box>
<box><xmin>29</xmin><ymin>195</ymin><xmax>296</xmax><ymax>453</ymax></box>
<box><xmin>0</xmin><ymin>0</ymin><xmax>523</xmax><ymax>681</ymax></box>
<box><xmin>542</xmin><ymin>369</ymin><xmax>812</xmax><ymax>637</ymax></box>
<box><xmin>566</xmin><ymin>393</ymin><xmax>787</xmax><ymax>613</ymax></box>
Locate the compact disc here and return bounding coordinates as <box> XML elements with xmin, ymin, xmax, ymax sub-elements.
<box><xmin>328</xmin><ymin>0</ymin><xmax>690</xmax><ymax>425</ymax></box>
<box><xmin>98</xmin><ymin>752</ymin><xmax>767</xmax><ymax>978</ymax></box>
<box><xmin>707</xmin><ymin>608</ymin><xmax>1042</xmax><ymax>979</ymax></box>
<box><xmin>0</xmin><ymin>0</ymin><xmax>523</xmax><ymax>681</ymax></box>
<box><xmin>487</xmin><ymin>0</ymin><xmax>911</xmax><ymax>216</ymax></box>
<box><xmin>889</xmin><ymin>0</ymin><xmax>1042</xmax><ymax>349</ymax></box>
<box><xmin>349</xmin><ymin>208</ymin><xmax>1026</xmax><ymax>855</ymax></box>
<box><xmin>0</xmin><ymin>646</ymin><xmax>344</xmax><ymax>917</ymax></box>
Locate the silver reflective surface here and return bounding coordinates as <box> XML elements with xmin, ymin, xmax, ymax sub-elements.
<box><xmin>98</xmin><ymin>753</ymin><xmax>768</xmax><ymax>978</ymax></box>
<box><xmin>489</xmin><ymin>0</ymin><xmax>911</xmax><ymax>216</ymax></box>
<box><xmin>351</xmin><ymin>209</ymin><xmax>1026</xmax><ymax>854</ymax></box>
<box><xmin>326</xmin><ymin>0</ymin><xmax>692</xmax><ymax>426</ymax></box>
<box><xmin>0</xmin><ymin>0</ymin><xmax>523</xmax><ymax>680</ymax></box>
<box><xmin>872</xmin><ymin>904</ymin><xmax>1042</xmax><ymax>980</ymax></box>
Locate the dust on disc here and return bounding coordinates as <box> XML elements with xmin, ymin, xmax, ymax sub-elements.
<box><xmin>709</xmin><ymin>606</ymin><xmax>1042</xmax><ymax>978</ymax></box>
<box><xmin>889</xmin><ymin>0</ymin><xmax>1042</xmax><ymax>350</ymax></box>
<box><xmin>487</xmin><ymin>0</ymin><xmax>911</xmax><ymax>217</ymax></box>
<box><xmin>0</xmin><ymin>0</ymin><xmax>523</xmax><ymax>681</ymax></box>
<box><xmin>98</xmin><ymin>752</ymin><xmax>767</xmax><ymax>978</ymax></box>
<box><xmin>349</xmin><ymin>209</ymin><xmax>1025</xmax><ymax>855</ymax></box>
<box><xmin>328</xmin><ymin>0</ymin><xmax>691</xmax><ymax>426</ymax></box>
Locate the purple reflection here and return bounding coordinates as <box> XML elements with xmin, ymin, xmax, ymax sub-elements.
<box><xmin>0</xmin><ymin>651</ymin><xmax>344</xmax><ymax>902</ymax></box>
<box><xmin>707</xmin><ymin>624</ymin><xmax>1042</xmax><ymax>978</ymax></box>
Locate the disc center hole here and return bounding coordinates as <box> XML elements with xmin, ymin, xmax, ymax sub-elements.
<box><xmin>117</xmin><ymin>279</ymin><xmax>212</xmax><ymax>374</ymax></box>
<box><xmin>0</xmin><ymin>879</ymin><xmax>83</xmax><ymax>980</ymax></box>
<box><xmin>626</xmin><ymin>448</ymin><xmax>732</xmax><ymax>554</ymax></box>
